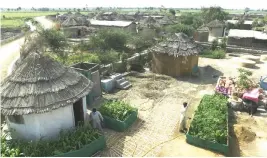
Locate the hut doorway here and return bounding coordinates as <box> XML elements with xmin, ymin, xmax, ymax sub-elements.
<box><xmin>73</xmin><ymin>99</ymin><xmax>84</xmax><ymax>126</ymax></box>
<box><xmin>77</xmin><ymin>29</ymin><xmax>81</xmax><ymax>37</ymax></box>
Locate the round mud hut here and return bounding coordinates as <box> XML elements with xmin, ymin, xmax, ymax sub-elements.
<box><xmin>1</xmin><ymin>52</ymin><xmax>93</xmax><ymax>140</ymax></box>
<box><xmin>149</xmin><ymin>33</ymin><xmax>199</xmax><ymax>77</ymax></box>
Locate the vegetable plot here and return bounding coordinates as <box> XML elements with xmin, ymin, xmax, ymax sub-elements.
<box><xmin>1</xmin><ymin>123</ymin><xmax>102</xmax><ymax>157</ymax></box>
<box><xmin>188</xmin><ymin>94</ymin><xmax>228</xmax><ymax>145</ymax></box>
<box><xmin>99</xmin><ymin>100</ymin><xmax>136</xmax><ymax>121</ymax></box>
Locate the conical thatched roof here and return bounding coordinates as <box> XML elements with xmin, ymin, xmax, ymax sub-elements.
<box><xmin>139</xmin><ymin>16</ymin><xmax>160</xmax><ymax>29</ymax></box>
<box><xmin>76</xmin><ymin>16</ymin><xmax>89</xmax><ymax>26</ymax></box>
<box><xmin>149</xmin><ymin>33</ymin><xmax>199</xmax><ymax>57</ymax></box>
<box><xmin>61</xmin><ymin>16</ymin><xmax>79</xmax><ymax>27</ymax></box>
<box><xmin>197</xmin><ymin>26</ymin><xmax>209</xmax><ymax>32</ymax></box>
<box><xmin>143</xmin><ymin>16</ymin><xmax>157</xmax><ymax>24</ymax></box>
<box><xmin>206</xmin><ymin>19</ymin><xmax>225</xmax><ymax>28</ymax></box>
<box><xmin>1</xmin><ymin>52</ymin><xmax>93</xmax><ymax>115</ymax></box>
<box><xmin>159</xmin><ymin>16</ymin><xmax>175</xmax><ymax>25</ymax></box>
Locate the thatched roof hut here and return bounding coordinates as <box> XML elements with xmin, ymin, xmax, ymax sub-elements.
<box><xmin>194</xmin><ymin>26</ymin><xmax>209</xmax><ymax>42</ymax></box>
<box><xmin>149</xmin><ymin>33</ymin><xmax>199</xmax><ymax>77</ymax></box>
<box><xmin>158</xmin><ymin>16</ymin><xmax>176</xmax><ymax>26</ymax></box>
<box><xmin>206</xmin><ymin>20</ymin><xmax>225</xmax><ymax>38</ymax></box>
<box><xmin>1</xmin><ymin>52</ymin><xmax>93</xmax><ymax>140</ymax></box>
<box><xmin>206</xmin><ymin>20</ymin><xmax>225</xmax><ymax>28</ymax></box>
<box><xmin>61</xmin><ymin>15</ymin><xmax>89</xmax><ymax>27</ymax></box>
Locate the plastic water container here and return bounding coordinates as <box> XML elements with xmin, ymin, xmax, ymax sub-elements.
<box><xmin>260</xmin><ymin>76</ymin><xmax>267</xmax><ymax>90</ymax></box>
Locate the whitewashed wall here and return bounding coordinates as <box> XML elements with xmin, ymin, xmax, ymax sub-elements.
<box><xmin>82</xmin><ymin>97</ymin><xmax>88</xmax><ymax>120</ymax></box>
<box><xmin>209</xmin><ymin>27</ymin><xmax>224</xmax><ymax>37</ymax></box>
<box><xmin>7</xmin><ymin>105</ymin><xmax>75</xmax><ymax>141</ymax></box>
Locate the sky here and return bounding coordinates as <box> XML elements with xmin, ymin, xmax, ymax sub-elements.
<box><xmin>1</xmin><ymin>0</ymin><xmax>267</xmax><ymax>10</ymax></box>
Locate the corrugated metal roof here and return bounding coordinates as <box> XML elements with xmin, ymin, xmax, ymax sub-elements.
<box><xmin>226</xmin><ymin>20</ymin><xmax>253</xmax><ymax>25</ymax></box>
<box><xmin>89</xmin><ymin>20</ymin><xmax>133</xmax><ymax>27</ymax></box>
<box><xmin>228</xmin><ymin>29</ymin><xmax>267</xmax><ymax>40</ymax></box>
<box><xmin>143</xmin><ymin>16</ymin><xmax>163</xmax><ymax>18</ymax></box>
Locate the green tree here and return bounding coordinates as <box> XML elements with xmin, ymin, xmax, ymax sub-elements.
<box><xmin>169</xmin><ymin>9</ymin><xmax>176</xmax><ymax>16</ymax></box>
<box><xmin>165</xmin><ymin>24</ymin><xmax>194</xmax><ymax>36</ymax></box>
<box><xmin>201</xmin><ymin>6</ymin><xmax>228</xmax><ymax>23</ymax></box>
<box><xmin>89</xmin><ymin>29</ymin><xmax>130</xmax><ymax>52</ymax></box>
<box><xmin>180</xmin><ymin>13</ymin><xmax>203</xmax><ymax>29</ymax></box>
<box><xmin>21</xmin><ymin>27</ymin><xmax>68</xmax><ymax>62</ymax></box>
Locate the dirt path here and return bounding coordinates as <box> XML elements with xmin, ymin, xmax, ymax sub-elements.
<box><xmin>0</xmin><ymin>16</ymin><xmax>53</xmax><ymax>80</ymax></box>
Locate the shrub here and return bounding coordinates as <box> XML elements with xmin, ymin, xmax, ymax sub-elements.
<box><xmin>211</xmin><ymin>39</ymin><xmax>219</xmax><ymax>50</ymax></box>
<box><xmin>189</xmin><ymin>94</ymin><xmax>228</xmax><ymax>144</ymax></box>
<box><xmin>1</xmin><ymin>124</ymin><xmax>101</xmax><ymax>157</ymax></box>
<box><xmin>99</xmin><ymin>100</ymin><xmax>136</xmax><ymax>121</ymax></box>
<box><xmin>201</xmin><ymin>49</ymin><xmax>226</xmax><ymax>59</ymax></box>
<box><xmin>89</xmin><ymin>29</ymin><xmax>130</xmax><ymax>52</ymax></box>
<box><xmin>220</xmin><ymin>37</ymin><xmax>227</xmax><ymax>50</ymax></box>
<box><xmin>97</xmin><ymin>50</ymin><xmax>120</xmax><ymax>65</ymax></box>
<box><xmin>164</xmin><ymin>24</ymin><xmax>194</xmax><ymax>36</ymax></box>
<box><xmin>49</xmin><ymin>52</ymin><xmax>101</xmax><ymax>66</ymax></box>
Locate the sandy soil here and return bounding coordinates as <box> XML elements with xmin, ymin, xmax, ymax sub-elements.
<box><xmin>94</xmin><ymin>53</ymin><xmax>267</xmax><ymax>157</ymax></box>
<box><xmin>159</xmin><ymin>54</ymin><xmax>267</xmax><ymax>157</ymax></box>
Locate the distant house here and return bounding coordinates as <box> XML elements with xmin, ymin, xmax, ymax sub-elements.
<box><xmin>1</xmin><ymin>52</ymin><xmax>93</xmax><ymax>140</ymax></box>
<box><xmin>143</xmin><ymin>15</ymin><xmax>164</xmax><ymax>19</ymax></box>
<box><xmin>227</xmin><ymin>29</ymin><xmax>267</xmax><ymax>49</ymax></box>
<box><xmin>226</xmin><ymin>20</ymin><xmax>253</xmax><ymax>30</ymax></box>
<box><xmin>149</xmin><ymin>33</ymin><xmax>200</xmax><ymax>77</ymax></box>
<box><xmin>194</xmin><ymin>26</ymin><xmax>209</xmax><ymax>42</ymax></box>
<box><xmin>138</xmin><ymin>16</ymin><xmax>160</xmax><ymax>33</ymax></box>
<box><xmin>206</xmin><ymin>20</ymin><xmax>225</xmax><ymax>38</ymax></box>
<box><xmin>158</xmin><ymin>16</ymin><xmax>176</xmax><ymax>26</ymax></box>
<box><xmin>97</xmin><ymin>12</ymin><xmax>118</xmax><ymax>21</ymax></box>
<box><xmin>61</xmin><ymin>16</ymin><xmax>90</xmax><ymax>38</ymax></box>
<box><xmin>89</xmin><ymin>20</ymin><xmax>137</xmax><ymax>32</ymax></box>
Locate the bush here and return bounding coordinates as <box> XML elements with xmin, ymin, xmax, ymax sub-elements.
<box><xmin>89</xmin><ymin>29</ymin><xmax>130</xmax><ymax>52</ymax></box>
<box><xmin>49</xmin><ymin>52</ymin><xmax>101</xmax><ymax>66</ymax></box>
<box><xmin>97</xmin><ymin>50</ymin><xmax>120</xmax><ymax>65</ymax></box>
<box><xmin>211</xmin><ymin>39</ymin><xmax>219</xmax><ymax>50</ymax></box>
<box><xmin>99</xmin><ymin>100</ymin><xmax>136</xmax><ymax>121</ymax></box>
<box><xmin>1</xmin><ymin>124</ymin><xmax>101</xmax><ymax>157</ymax></box>
<box><xmin>131</xmin><ymin>29</ymin><xmax>156</xmax><ymax>51</ymax></box>
<box><xmin>220</xmin><ymin>37</ymin><xmax>227</xmax><ymax>50</ymax></box>
<box><xmin>201</xmin><ymin>49</ymin><xmax>226</xmax><ymax>59</ymax></box>
<box><xmin>189</xmin><ymin>94</ymin><xmax>228</xmax><ymax>144</ymax></box>
<box><xmin>164</xmin><ymin>24</ymin><xmax>194</xmax><ymax>36</ymax></box>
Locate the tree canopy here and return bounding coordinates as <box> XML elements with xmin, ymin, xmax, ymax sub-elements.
<box><xmin>169</xmin><ymin>9</ymin><xmax>176</xmax><ymax>16</ymax></box>
<box><xmin>201</xmin><ymin>7</ymin><xmax>228</xmax><ymax>23</ymax></box>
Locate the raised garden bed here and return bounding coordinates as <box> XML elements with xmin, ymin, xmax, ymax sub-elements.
<box><xmin>186</xmin><ymin>94</ymin><xmax>229</xmax><ymax>156</ymax></box>
<box><xmin>99</xmin><ymin>100</ymin><xmax>138</xmax><ymax>132</ymax></box>
<box><xmin>1</xmin><ymin>125</ymin><xmax>106</xmax><ymax>157</ymax></box>
<box><xmin>103</xmin><ymin>111</ymin><xmax>138</xmax><ymax>132</ymax></box>
<box><xmin>54</xmin><ymin>135</ymin><xmax>106</xmax><ymax>157</ymax></box>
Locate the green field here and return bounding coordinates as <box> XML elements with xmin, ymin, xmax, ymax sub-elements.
<box><xmin>0</xmin><ymin>11</ymin><xmax>88</xmax><ymax>28</ymax></box>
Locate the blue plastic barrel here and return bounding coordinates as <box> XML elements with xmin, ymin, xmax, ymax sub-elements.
<box><xmin>260</xmin><ymin>76</ymin><xmax>267</xmax><ymax>90</ymax></box>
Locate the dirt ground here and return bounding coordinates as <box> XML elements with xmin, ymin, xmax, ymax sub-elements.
<box><xmin>93</xmin><ymin>53</ymin><xmax>267</xmax><ymax>157</ymax></box>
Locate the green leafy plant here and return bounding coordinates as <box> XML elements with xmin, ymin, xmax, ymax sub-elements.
<box><xmin>164</xmin><ymin>24</ymin><xmax>194</xmax><ymax>36</ymax></box>
<box><xmin>211</xmin><ymin>39</ymin><xmax>219</xmax><ymax>50</ymax></box>
<box><xmin>189</xmin><ymin>94</ymin><xmax>228</xmax><ymax>144</ymax></box>
<box><xmin>201</xmin><ymin>49</ymin><xmax>226</xmax><ymax>59</ymax></box>
<box><xmin>99</xmin><ymin>100</ymin><xmax>136</xmax><ymax>121</ymax></box>
<box><xmin>237</xmin><ymin>68</ymin><xmax>253</xmax><ymax>90</ymax></box>
<box><xmin>1</xmin><ymin>123</ymin><xmax>101</xmax><ymax>157</ymax></box>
